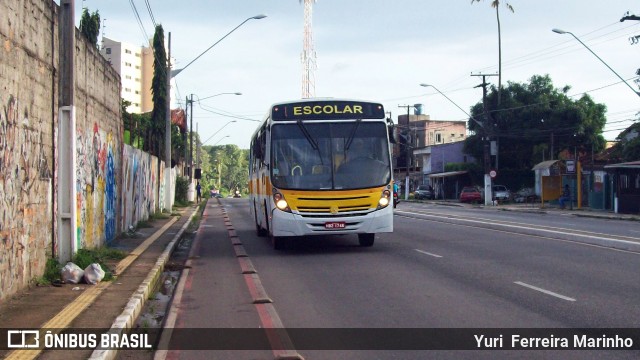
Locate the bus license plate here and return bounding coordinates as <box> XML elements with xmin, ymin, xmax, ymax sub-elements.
<box><xmin>325</xmin><ymin>221</ymin><xmax>345</xmax><ymax>229</ymax></box>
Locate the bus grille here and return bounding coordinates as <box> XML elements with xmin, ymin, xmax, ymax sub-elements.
<box><xmin>283</xmin><ymin>189</ymin><xmax>382</xmax><ymax>216</ymax></box>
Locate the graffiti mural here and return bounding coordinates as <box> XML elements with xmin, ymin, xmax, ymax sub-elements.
<box><xmin>121</xmin><ymin>145</ymin><xmax>162</xmax><ymax>231</ymax></box>
<box><xmin>0</xmin><ymin>96</ymin><xmax>53</xmax><ymax>299</ymax></box>
<box><xmin>75</xmin><ymin>123</ymin><xmax>118</xmax><ymax>248</ymax></box>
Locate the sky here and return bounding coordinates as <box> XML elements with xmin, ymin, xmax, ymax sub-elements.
<box><xmin>72</xmin><ymin>0</ymin><xmax>640</xmax><ymax>149</ymax></box>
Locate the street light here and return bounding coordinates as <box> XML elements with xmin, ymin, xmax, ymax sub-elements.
<box><xmin>169</xmin><ymin>15</ymin><xmax>265</xmax><ymax>206</ymax></box>
<box><xmin>552</xmin><ymin>28</ymin><xmax>640</xmax><ymax>97</ymax></box>
<box><xmin>202</xmin><ymin>120</ymin><xmax>237</xmax><ymax>145</ymax></box>
<box><xmin>198</xmin><ymin>92</ymin><xmax>242</xmax><ymax>101</ymax></box>
<box><xmin>419</xmin><ymin>84</ymin><xmax>483</xmax><ymax>128</ymax></box>
<box><xmin>213</xmin><ymin>135</ymin><xmax>230</xmax><ymax>146</ymax></box>
<box><xmin>420</xmin><ymin>83</ymin><xmax>492</xmax><ymax>205</ymax></box>
<box><xmin>187</xmin><ymin>92</ymin><xmax>241</xmax><ymax>180</ymax></box>
<box><xmin>171</xmin><ymin>15</ymin><xmax>267</xmax><ymax>78</ymax></box>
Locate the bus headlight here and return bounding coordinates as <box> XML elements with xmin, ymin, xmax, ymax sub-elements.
<box><xmin>273</xmin><ymin>191</ymin><xmax>291</xmax><ymax>212</ymax></box>
<box><xmin>378</xmin><ymin>189</ymin><xmax>391</xmax><ymax>209</ymax></box>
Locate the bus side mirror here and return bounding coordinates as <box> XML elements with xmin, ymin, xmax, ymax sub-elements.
<box><xmin>387</xmin><ymin>120</ymin><xmax>397</xmax><ymax>144</ymax></box>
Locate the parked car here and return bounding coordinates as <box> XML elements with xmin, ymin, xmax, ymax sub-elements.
<box><xmin>460</xmin><ymin>186</ymin><xmax>482</xmax><ymax>203</ymax></box>
<box><xmin>514</xmin><ymin>187</ymin><xmax>537</xmax><ymax>203</ymax></box>
<box><xmin>492</xmin><ymin>185</ymin><xmax>512</xmax><ymax>202</ymax></box>
<box><xmin>414</xmin><ymin>184</ymin><xmax>435</xmax><ymax>200</ymax></box>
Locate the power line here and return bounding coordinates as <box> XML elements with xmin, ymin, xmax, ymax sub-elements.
<box><xmin>143</xmin><ymin>0</ymin><xmax>157</xmax><ymax>28</ymax></box>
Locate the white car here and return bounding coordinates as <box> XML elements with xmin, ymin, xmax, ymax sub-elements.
<box><xmin>492</xmin><ymin>185</ymin><xmax>512</xmax><ymax>202</ymax></box>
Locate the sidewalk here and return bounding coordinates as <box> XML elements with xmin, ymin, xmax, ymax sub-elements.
<box><xmin>491</xmin><ymin>202</ymin><xmax>640</xmax><ymax>221</ymax></box>
<box><xmin>419</xmin><ymin>198</ymin><xmax>640</xmax><ymax>222</ymax></box>
<box><xmin>0</xmin><ymin>204</ymin><xmax>199</xmax><ymax>360</ymax></box>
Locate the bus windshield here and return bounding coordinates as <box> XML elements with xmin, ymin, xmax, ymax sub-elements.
<box><xmin>271</xmin><ymin>122</ymin><xmax>391</xmax><ymax>190</ymax></box>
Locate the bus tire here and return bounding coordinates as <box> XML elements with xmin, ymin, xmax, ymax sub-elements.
<box><xmin>271</xmin><ymin>235</ymin><xmax>287</xmax><ymax>250</ymax></box>
<box><xmin>358</xmin><ymin>233</ymin><xmax>375</xmax><ymax>247</ymax></box>
<box><xmin>254</xmin><ymin>205</ymin><xmax>267</xmax><ymax>237</ymax></box>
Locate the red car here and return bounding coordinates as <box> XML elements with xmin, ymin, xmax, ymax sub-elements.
<box><xmin>460</xmin><ymin>186</ymin><xmax>482</xmax><ymax>203</ymax></box>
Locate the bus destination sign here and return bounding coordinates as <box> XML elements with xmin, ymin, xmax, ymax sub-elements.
<box><xmin>272</xmin><ymin>101</ymin><xmax>385</xmax><ymax>121</ymax></box>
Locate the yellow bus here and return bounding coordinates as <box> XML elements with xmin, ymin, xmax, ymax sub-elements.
<box><xmin>249</xmin><ymin>98</ymin><xmax>394</xmax><ymax>249</ymax></box>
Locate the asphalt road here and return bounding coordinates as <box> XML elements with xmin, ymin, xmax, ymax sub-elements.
<box><xmin>161</xmin><ymin>198</ymin><xmax>640</xmax><ymax>360</ymax></box>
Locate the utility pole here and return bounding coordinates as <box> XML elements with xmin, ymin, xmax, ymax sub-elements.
<box><xmin>398</xmin><ymin>105</ymin><xmax>414</xmax><ymax>200</ymax></box>
<box><xmin>472</xmin><ymin>73</ymin><xmax>498</xmax><ymax>206</ymax></box>
<box><xmin>163</xmin><ymin>32</ymin><xmax>173</xmax><ymax>212</ymax></box>
<box><xmin>58</xmin><ymin>0</ymin><xmax>77</xmax><ymax>262</ymax></box>
<box><xmin>187</xmin><ymin>94</ymin><xmax>195</xmax><ymax>201</ymax></box>
<box><xmin>184</xmin><ymin>96</ymin><xmax>189</xmax><ymax>176</ymax></box>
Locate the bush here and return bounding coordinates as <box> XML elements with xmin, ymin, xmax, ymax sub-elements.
<box><xmin>175</xmin><ymin>176</ymin><xmax>189</xmax><ymax>203</ymax></box>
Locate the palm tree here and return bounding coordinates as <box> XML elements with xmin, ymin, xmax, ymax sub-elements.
<box><xmin>471</xmin><ymin>0</ymin><xmax>514</xmax><ymax>104</ymax></box>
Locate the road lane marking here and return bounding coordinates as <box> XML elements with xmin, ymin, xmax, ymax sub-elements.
<box><xmin>395</xmin><ymin>209</ymin><xmax>640</xmax><ymax>250</ymax></box>
<box><xmin>514</xmin><ymin>281</ymin><xmax>576</xmax><ymax>302</ymax></box>
<box><xmin>414</xmin><ymin>249</ymin><xmax>443</xmax><ymax>258</ymax></box>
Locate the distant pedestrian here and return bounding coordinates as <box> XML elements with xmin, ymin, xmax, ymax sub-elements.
<box><xmin>196</xmin><ymin>181</ymin><xmax>202</xmax><ymax>203</ymax></box>
<box><xmin>559</xmin><ymin>184</ymin><xmax>570</xmax><ymax>209</ymax></box>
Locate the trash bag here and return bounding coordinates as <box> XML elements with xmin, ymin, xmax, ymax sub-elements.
<box><xmin>61</xmin><ymin>262</ymin><xmax>84</xmax><ymax>284</ymax></box>
<box><xmin>84</xmin><ymin>263</ymin><xmax>105</xmax><ymax>285</ymax></box>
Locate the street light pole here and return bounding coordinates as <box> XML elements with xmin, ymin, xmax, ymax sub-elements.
<box><xmin>420</xmin><ymin>83</ymin><xmax>492</xmax><ymax>205</ymax></box>
<box><xmin>552</xmin><ymin>28</ymin><xmax>640</xmax><ymax>98</ymax></box>
<box><xmin>171</xmin><ymin>15</ymin><xmax>267</xmax><ymax>78</ymax></box>
<box><xmin>169</xmin><ymin>15</ymin><xmax>265</xmax><ymax>203</ymax></box>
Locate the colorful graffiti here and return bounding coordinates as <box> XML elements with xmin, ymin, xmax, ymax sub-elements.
<box><xmin>0</xmin><ymin>96</ymin><xmax>52</xmax><ymax>299</ymax></box>
<box><xmin>121</xmin><ymin>145</ymin><xmax>163</xmax><ymax>230</ymax></box>
<box><xmin>75</xmin><ymin>123</ymin><xmax>118</xmax><ymax>248</ymax></box>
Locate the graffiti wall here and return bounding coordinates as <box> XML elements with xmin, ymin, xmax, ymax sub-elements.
<box><xmin>0</xmin><ymin>0</ymin><xmax>176</xmax><ymax>301</ymax></box>
<box><xmin>0</xmin><ymin>96</ymin><xmax>54</xmax><ymax>300</ymax></box>
<box><xmin>122</xmin><ymin>145</ymin><xmax>161</xmax><ymax>230</ymax></box>
<box><xmin>75</xmin><ymin>124</ymin><xmax>119</xmax><ymax>248</ymax></box>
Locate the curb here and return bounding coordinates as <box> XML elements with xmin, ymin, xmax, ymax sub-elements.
<box><xmin>89</xmin><ymin>207</ymin><xmax>200</xmax><ymax>360</ymax></box>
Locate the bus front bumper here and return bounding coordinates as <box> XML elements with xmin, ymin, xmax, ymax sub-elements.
<box><xmin>271</xmin><ymin>207</ymin><xmax>393</xmax><ymax>237</ymax></box>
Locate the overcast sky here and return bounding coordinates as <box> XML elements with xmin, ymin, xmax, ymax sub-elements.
<box><xmin>72</xmin><ymin>1</ymin><xmax>640</xmax><ymax>149</ymax></box>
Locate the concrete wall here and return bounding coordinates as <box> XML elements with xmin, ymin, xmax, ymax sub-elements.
<box><xmin>0</xmin><ymin>0</ymin><xmax>159</xmax><ymax>301</ymax></box>
<box><xmin>74</xmin><ymin>23</ymin><xmax>123</xmax><ymax>249</ymax></box>
<box><xmin>0</xmin><ymin>0</ymin><xmax>58</xmax><ymax>300</ymax></box>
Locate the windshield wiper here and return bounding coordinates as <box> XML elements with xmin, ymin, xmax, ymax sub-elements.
<box><xmin>296</xmin><ymin>120</ymin><xmax>319</xmax><ymax>150</ymax></box>
<box><xmin>344</xmin><ymin>119</ymin><xmax>362</xmax><ymax>150</ymax></box>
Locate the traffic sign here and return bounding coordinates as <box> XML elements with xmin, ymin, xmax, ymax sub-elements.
<box><xmin>489</xmin><ymin>169</ymin><xmax>497</xmax><ymax>179</ymax></box>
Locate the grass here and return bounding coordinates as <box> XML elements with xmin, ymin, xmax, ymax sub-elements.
<box><xmin>73</xmin><ymin>247</ymin><xmax>127</xmax><ymax>281</ymax></box>
<box><xmin>34</xmin><ymin>258</ymin><xmax>63</xmax><ymax>285</ymax></box>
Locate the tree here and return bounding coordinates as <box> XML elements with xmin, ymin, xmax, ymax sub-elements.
<box><xmin>205</xmin><ymin>144</ymin><xmax>249</xmax><ymax>195</ymax></box>
<box><xmin>610</xmin><ymin>122</ymin><xmax>640</xmax><ymax>161</ymax></box>
<box><xmin>79</xmin><ymin>8</ymin><xmax>100</xmax><ymax>49</ymax></box>
<box><xmin>464</xmin><ymin>75</ymin><xmax>607</xmax><ymax>186</ymax></box>
<box><xmin>149</xmin><ymin>25</ymin><xmax>167</xmax><ymax>159</ymax></box>
<box><xmin>471</xmin><ymin>0</ymin><xmax>514</xmax><ymax>104</ymax></box>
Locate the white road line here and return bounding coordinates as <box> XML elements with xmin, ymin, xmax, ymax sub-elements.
<box><xmin>414</xmin><ymin>249</ymin><xmax>443</xmax><ymax>258</ymax></box>
<box><xmin>514</xmin><ymin>281</ymin><xmax>576</xmax><ymax>302</ymax></box>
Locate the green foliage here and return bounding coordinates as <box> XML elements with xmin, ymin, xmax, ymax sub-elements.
<box><xmin>611</xmin><ymin>123</ymin><xmax>640</xmax><ymax>162</ymax></box>
<box><xmin>175</xmin><ymin>176</ymin><xmax>190</xmax><ymax>203</ymax></box>
<box><xmin>148</xmin><ymin>25</ymin><xmax>167</xmax><ymax>158</ymax></box>
<box><xmin>35</xmin><ymin>258</ymin><xmax>62</xmax><ymax>285</ymax></box>
<box><xmin>79</xmin><ymin>8</ymin><xmax>100</xmax><ymax>48</ymax></box>
<box><xmin>204</xmin><ymin>144</ymin><xmax>249</xmax><ymax>195</ymax></box>
<box><xmin>465</xmin><ymin>74</ymin><xmax>607</xmax><ymax>171</ymax></box>
<box><xmin>73</xmin><ymin>247</ymin><xmax>127</xmax><ymax>281</ymax></box>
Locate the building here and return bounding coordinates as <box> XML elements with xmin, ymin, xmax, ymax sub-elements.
<box><xmin>393</xmin><ymin>111</ymin><xmax>468</xmax><ymax>193</ymax></box>
<box><xmin>100</xmin><ymin>37</ymin><xmax>154</xmax><ymax>114</ymax></box>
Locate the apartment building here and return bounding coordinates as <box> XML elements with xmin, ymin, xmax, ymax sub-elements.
<box><xmin>100</xmin><ymin>37</ymin><xmax>154</xmax><ymax>114</ymax></box>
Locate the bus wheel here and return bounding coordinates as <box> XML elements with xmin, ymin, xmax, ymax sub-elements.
<box><xmin>358</xmin><ymin>233</ymin><xmax>375</xmax><ymax>247</ymax></box>
<box><xmin>254</xmin><ymin>206</ymin><xmax>267</xmax><ymax>237</ymax></box>
<box><xmin>271</xmin><ymin>235</ymin><xmax>287</xmax><ymax>250</ymax></box>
